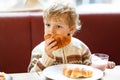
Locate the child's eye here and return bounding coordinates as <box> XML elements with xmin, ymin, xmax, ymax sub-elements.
<box><xmin>56</xmin><ymin>25</ymin><xmax>62</xmax><ymax>28</ymax></box>
<box><xmin>46</xmin><ymin>24</ymin><xmax>50</xmax><ymax>27</ymax></box>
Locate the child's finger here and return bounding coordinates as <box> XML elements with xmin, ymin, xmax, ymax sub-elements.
<box><xmin>107</xmin><ymin>61</ymin><xmax>115</xmax><ymax>69</ymax></box>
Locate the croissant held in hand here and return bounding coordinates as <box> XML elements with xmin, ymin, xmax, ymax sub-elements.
<box><xmin>44</xmin><ymin>34</ymin><xmax>71</xmax><ymax>49</ymax></box>
<box><xmin>62</xmin><ymin>66</ymin><xmax>93</xmax><ymax>79</ymax></box>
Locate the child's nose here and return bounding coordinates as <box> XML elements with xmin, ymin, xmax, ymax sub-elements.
<box><xmin>49</xmin><ymin>27</ymin><xmax>56</xmax><ymax>34</ymax></box>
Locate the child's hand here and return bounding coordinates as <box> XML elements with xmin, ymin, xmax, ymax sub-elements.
<box><xmin>106</xmin><ymin>61</ymin><xmax>116</xmax><ymax>69</ymax></box>
<box><xmin>45</xmin><ymin>38</ymin><xmax>58</xmax><ymax>58</ymax></box>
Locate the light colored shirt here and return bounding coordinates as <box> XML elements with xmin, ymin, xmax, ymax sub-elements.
<box><xmin>28</xmin><ymin>37</ymin><xmax>91</xmax><ymax>72</ymax></box>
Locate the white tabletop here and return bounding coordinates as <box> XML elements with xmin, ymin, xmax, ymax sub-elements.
<box><xmin>9</xmin><ymin>72</ymin><xmax>42</xmax><ymax>80</ymax></box>
<box><xmin>101</xmin><ymin>65</ymin><xmax>120</xmax><ymax>80</ymax></box>
<box><xmin>9</xmin><ymin>65</ymin><xmax>120</xmax><ymax>80</ymax></box>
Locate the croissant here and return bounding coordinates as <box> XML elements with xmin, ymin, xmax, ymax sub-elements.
<box><xmin>62</xmin><ymin>66</ymin><xmax>72</xmax><ymax>78</ymax></box>
<box><xmin>62</xmin><ymin>66</ymin><xmax>93</xmax><ymax>79</ymax></box>
<box><xmin>44</xmin><ymin>34</ymin><xmax>71</xmax><ymax>49</ymax></box>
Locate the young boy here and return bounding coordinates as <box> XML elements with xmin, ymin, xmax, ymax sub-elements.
<box><xmin>28</xmin><ymin>1</ymin><xmax>115</xmax><ymax>72</ymax></box>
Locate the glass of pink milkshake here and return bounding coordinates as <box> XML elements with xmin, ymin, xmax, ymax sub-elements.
<box><xmin>91</xmin><ymin>53</ymin><xmax>109</xmax><ymax>71</ymax></box>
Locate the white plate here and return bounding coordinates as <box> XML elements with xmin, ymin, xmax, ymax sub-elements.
<box><xmin>43</xmin><ymin>64</ymin><xmax>103</xmax><ymax>80</ymax></box>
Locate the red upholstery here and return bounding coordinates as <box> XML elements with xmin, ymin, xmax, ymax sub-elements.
<box><xmin>0</xmin><ymin>13</ymin><xmax>31</xmax><ymax>73</ymax></box>
<box><xmin>0</xmin><ymin>12</ymin><xmax>119</xmax><ymax>73</ymax></box>
<box><xmin>75</xmin><ymin>13</ymin><xmax>120</xmax><ymax>65</ymax></box>
<box><xmin>30</xmin><ymin>13</ymin><xmax>44</xmax><ymax>49</ymax></box>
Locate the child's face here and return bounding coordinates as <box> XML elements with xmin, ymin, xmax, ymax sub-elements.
<box><xmin>44</xmin><ymin>17</ymin><xmax>74</xmax><ymax>36</ymax></box>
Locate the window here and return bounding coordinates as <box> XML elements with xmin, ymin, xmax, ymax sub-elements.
<box><xmin>75</xmin><ymin>0</ymin><xmax>120</xmax><ymax>14</ymax></box>
<box><xmin>0</xmin><ymin>0</ymin><xmax>120</xmax><ymax>13</ymax></box>
<box><xmin>0</xmin><ymin>0</ymin><xmax>17</xmax><ymax>11</ymax></box>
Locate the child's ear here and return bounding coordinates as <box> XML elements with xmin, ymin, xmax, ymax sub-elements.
<box><xmin>69</xmin><ymin>25</ymin><xmax>75</xmax><ymax>34</ymax></box>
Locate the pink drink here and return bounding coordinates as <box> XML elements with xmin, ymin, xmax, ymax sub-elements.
<box><xmin>92</xmin><ymin>59</ymin><xmax>108</xmax><ymax>71</ymax></box>
<box><xmin>91</xmin><ymin>53</ymin><xmax>109</xmax><ymax>71</ymax></box>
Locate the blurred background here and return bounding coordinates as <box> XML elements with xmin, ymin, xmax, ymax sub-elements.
<box><xmin>0</xmin><ymin>0</ymin><xmax>120</xmax><ymax>13</ymax></box>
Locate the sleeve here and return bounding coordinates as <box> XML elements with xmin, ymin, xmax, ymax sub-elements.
<box><xmin>72</xmin><ymin>37</ymin><xmax>92</xmax><ymax>65</ymax></box>
<box><xmin>82</xmin><ymin>48</ymin><xmax>92</xmax><ymax>65</ymax></box>
<box><xmin>80</xmin><ymin>42</ymin><xmax>92</xmax><ymax>65</ymax></box>
<box><xmin>28</xmin><ymin>42</ymin><xmax>56</xmax><ymax>72</ymax></box>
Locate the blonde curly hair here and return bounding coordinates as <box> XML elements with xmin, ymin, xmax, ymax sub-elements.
<box><xmin>43</xmin><ymin>1</ymin><xmax>81</xmax><ymax>33</ymax></box>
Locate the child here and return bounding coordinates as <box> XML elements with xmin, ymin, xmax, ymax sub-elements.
<box><xmin>28</xmin><ymin>1</ymin><xmax>115</xmax><ymax>72</ymax></box>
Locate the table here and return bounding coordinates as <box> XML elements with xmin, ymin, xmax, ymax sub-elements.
<box><xmin>9</xmin><ymin>72</ymin><xmax>42</xmax><ymax>80</ymax></box>
<box><xmin>9</xmin><ymin>65</ymin><xmax>120</xmax><ymax>80</ymax></box>
<box><xmin>101</xmin><ymin>65</ymin><xmax>120</xmax><ymax>80</ymax></box>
